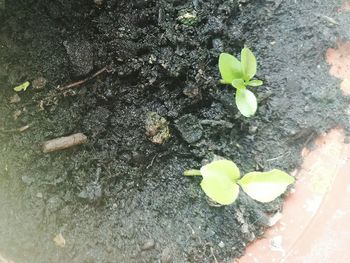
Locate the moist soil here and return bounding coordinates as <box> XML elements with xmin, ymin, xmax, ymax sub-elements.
<box><xmin>0</xmin><ymin>0</ymin><xmax>349</xmax><ymax>262</ymax></box>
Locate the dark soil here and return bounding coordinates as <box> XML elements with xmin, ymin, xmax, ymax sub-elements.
<box><xmin>0</xmin><ymin>0</ymin><xmax>349</xmax><ymax>262</ymax></box>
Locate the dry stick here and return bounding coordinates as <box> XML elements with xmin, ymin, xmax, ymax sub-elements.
<box><xmin>59</xmin><ymin>66</ymin><xmax>111</xmax><ymax>91</ymax></box>
<box><xmin>210</xmin><ymin>247</ymin><xmax>218</xmax><ymax>263</ymax></box>
<box><xmin>146</xmin><ymin>154</ymin><xmax>158</xmax><ymax>169</ymax></box>
<box><xmin>42</xmin><ymin>133</ymin><xmax>88</xmax><ymax>153</ymax></box>
<box><xmin>0</xmin><ymin>124</ymin><xmax>31</xmax><ymax>133</ymax></box>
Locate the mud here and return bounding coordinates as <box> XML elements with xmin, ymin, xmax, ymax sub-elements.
<box><xmin>0</xmin><ymin>0</ymin><xmax>349</xmax><ymax>262</ymax></box>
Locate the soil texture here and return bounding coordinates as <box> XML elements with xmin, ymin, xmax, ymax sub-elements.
<box><xmin>0</xmin><ymin>0</ymin><xmax>349</xmax><ymax>262</ymax></box>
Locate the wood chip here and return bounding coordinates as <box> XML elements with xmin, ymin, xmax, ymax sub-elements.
<box><xmin>42</xmin><ymin>133</ymin><xmax>87</xmax><ymax>153</ymax></box>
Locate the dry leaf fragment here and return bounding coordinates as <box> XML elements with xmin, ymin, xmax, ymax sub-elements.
<box><xmin>10</xmin><ymin>94</ymin><xmax>21</xmax><ymax>103</ymax></box>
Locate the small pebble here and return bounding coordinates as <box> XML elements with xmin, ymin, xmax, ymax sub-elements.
<box><xmin>183</xmin><ymin>85</ymin><xmax>200</xmax><ymax>98</ymax></box>
<box><xmin>249</xmin><ymin>125</ymin><xmax>258</xmax><ymax>134</ymax></box>
<box><xmin>161</xmin><ymin>247</ymin><xmax>172</xmax><ymax>263</ymax></box>
<box><xmin>142</xmin><ymin>239</ymin><xmax>155</xmax><ymax>251</ymax></box>
<box><xmin>94</xmin><ymin>0</ymin><xmax>104</xmax><ymax>5</ymax></box>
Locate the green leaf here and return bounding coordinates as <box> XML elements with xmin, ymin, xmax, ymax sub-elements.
<box><xmin>238</xmin><ymin>169</ymin><xmax>295</xmax><ymax>203</ymax></box>
<box><xmin>241</xmin><ymin>48</ymin><xmax>257</xmax><ymax>81</ymax></box>
<box><xmin>199</xmin><ymin>160</ymin><xmax>241</xmax><ymax>205</ymax></box>
<box><xmin>235</xmin><ymin>88</ymin><xmax>257</xmax><ymax>117</ymax></box>
<box><xmin>247</xmin><ymin>79</ymin><xmax>263</xmax><ymax>87</ymax></box>
<box><xmin>201</xmin><ymin>179</ymin><xmax>239</xmax><ymax>205</ymax></box>
<box><xmin>200</xmin><ymin>160</ymin><xmax>240</xmax><ymax>181</ymax></box>
<box><xmin>13</xmin><ymin>81</ymin><xmax>30</xmax><ymax>92</ymax></box>
<box><xmin>219</xmin><ymin>53</ymin><xmax>243</xmax><ymax>84</ymax></box>
<box><xmin>231</xmin><ymin>79</ymin><xmax>246</xmax><ymax>90</ymax></box>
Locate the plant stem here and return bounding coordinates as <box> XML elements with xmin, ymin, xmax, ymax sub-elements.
<box><xmin>184</xmin><ymin>169</ymin><xmax>202</xmax><ymax>176</ymax></box>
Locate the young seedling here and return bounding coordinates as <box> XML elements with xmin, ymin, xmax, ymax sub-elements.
<box><xmin>13</xmin><ymin>81</ymin><xmax>30</xmax><ymax>92</ymax></box>
<box><xmin>184</xmin><ymin>159</ymin><xmax>294</xmax><ymax>205</ymax></box>
<box><xmin>219</xmin><ymin>48</ymin><xmax>263</xmax><ymax>117</ymax></box>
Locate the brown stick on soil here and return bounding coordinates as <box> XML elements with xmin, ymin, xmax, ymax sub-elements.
<box><xmin>59</xmin><ymin>66</ymin><xmax>111</xmax><ymax>91</ymax></box>
<box><xmin>42</xmin><ymin>133</ymin><xmax>88</xmax><ymax>153</ymax></box>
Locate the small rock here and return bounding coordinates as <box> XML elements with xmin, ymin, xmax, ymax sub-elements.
<box><xmin>141</xmin><ymin>239</ymin><xmax>155</xmax><ymax>251</ymax></box>
<box><xmin>94</xmin><ymin>0</ymin><xmax>104</xmax><ymax>6</ymax></box>
<box><xmin>53</xmin><ymin>233</ymin><xmax>66</xmax><ymax>248</ymax></box>
<box><xmin>175</xmin><ymin>114</ymin><xmax>203</xmax><ymax>144</ymax></box>
<box><xmin>161</xmin><ymin>247</ymin><xmax>172</xmax><ymax>263</ymax></box>
<box><xmin>36</xmin><ymin>192</ymin><xmax>43</xmax><ymax>198</ymax></box>
<box><xmin>183</xmin><ymin>85</ymin><xmax>200</xmax><ymax>98</ymax></box>
<box><xmin>145</xmin><ymin>112</ymin><xmax>171</xmax><ymax>144</ymax></box>
<box><xmin>249</xmin><ymin>125</ymin><xmax>258</xmax><ymax>134</ymax></box>
<box><xmin>218</xmin><ymin>241</ymin><xmax>225</xmax><ymax>248</ymax></box>
<box><xmin>32</xmin><ymin>77</ymin><xmax>47</xmax><ymax>90</ymax></box>
<box><xmin>304</xmin><ymin>105</ymin><xmax>311</xmax><ymax>112</ymax></box>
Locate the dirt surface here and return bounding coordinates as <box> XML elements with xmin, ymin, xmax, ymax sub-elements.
<box><xmin>0</xmin><ymin>0</ymin><xmax>349</xmax><ymax>262</ymax></box>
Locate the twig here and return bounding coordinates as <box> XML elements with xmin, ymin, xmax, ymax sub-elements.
<box><xmin>210</xmin><ymin>247</ymin><xmax>218</xmax><ymax>263</ymax></box>
<box><xmin>0</xmin><ymin>124</ymin><xmax>31</xmax><ymax>133</ymax></box>
<box><xmin>146</xmin><ymin>154</ymin><xmax>158</xmax><ymax>169</ymax></box>
<box><xmin>303</xmin><ymin>131</ymin><xmax>316</xmax><ymax>148</ymax></box>
<box><xmin>42</xmin><ymin>133</ymin><xmax>88</xmax><ymax>153</ymax></box>
<box><xmin>58</xmin><ymin>66</ymin><xmax>111</xmax><ymax>91</ymax></box>
<box><xmin>266</xmin><ymin>153</ymin><xmax>285</xmax><ymax>162</ymax></box>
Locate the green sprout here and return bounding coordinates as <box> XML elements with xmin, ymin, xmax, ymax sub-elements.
<box><xmin>13</xmin><ymin>81</ymin><xmax>30</xmax><ymax>92</ymax></box>
<box><xmin>219</xmin><ymin>48</ymin><xmax>263</xmax><ymax>117</ymax></box>
<box><xmin>184</xmin><ymin>159</ymin><xmax>294</xmax><ymax>205</ymax></box>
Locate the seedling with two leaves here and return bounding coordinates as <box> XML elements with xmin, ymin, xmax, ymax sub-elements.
<box><xmin>184</xmin><ymin>159</ymin><xmax>294</xmax><ymax>205</ymax></box>
<box><xmin>219</xmin><ymin>48</ymin><xmax>263</xmax><ymax>117</ymax></box>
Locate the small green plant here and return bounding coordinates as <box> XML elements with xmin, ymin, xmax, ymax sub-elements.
<box><xmin>184</xmin><ymin>159</ymin><xmax>294</xmax><ymax>205</ymax></box>
<box><xmin>13</xmin><ymin>81</ymin><xmax>30</xmax><ymax>92</ymax></box>
<box><xmin>219</xmin><ymin>48</ymin><xmax>263</xmax><ymax>117</ymax></box>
